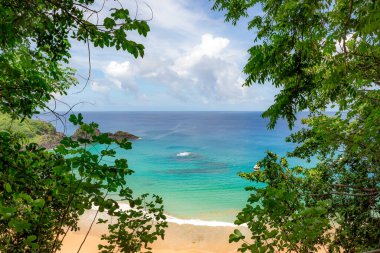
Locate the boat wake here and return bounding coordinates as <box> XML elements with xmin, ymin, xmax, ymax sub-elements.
<box><xmin>176</xmin><ymin>151</ymin><xmax>192</xmax><ymax>157</ymax></box>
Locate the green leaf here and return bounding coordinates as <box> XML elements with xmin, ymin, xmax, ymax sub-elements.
<box><xmin>33</xmin><ymin>199</ymin><xmax>45</xmax><ymax>208</ymax></box>
<box><xmin>4</xmin><ymin>183</ymin><xmax>12</xmax><ymax>193</ymax></box>
<box><xmin>103</xmin><ymin>17</ymin><xmax>116</xmax><ymax>29</ymax></box>
<box><xmin>69</xmin><ymin>114</ymin><xmax>78</xmax><ymax>125</ymax></box>
<box><xmin>77</xmin><ymin>113</ymin><xmax>84</xmax><ymax>125</ymax></box>
<box><xmin>26</xmin><ymin>235</ymin><xmax>37</xmax><ymax>243</ymax></box>
<box><xmin>9</xmin><ymin>219</ymin><xmax>31</xmax><ymax>232</ymax></box>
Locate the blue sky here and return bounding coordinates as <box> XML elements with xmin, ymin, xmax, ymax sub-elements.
<box><xmin>52</xmin><ymin>0</ymin><xmax>278</xmax><ymax>111</ymax></box>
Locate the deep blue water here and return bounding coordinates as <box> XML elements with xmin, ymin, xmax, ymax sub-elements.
<box><xmin>43</xmin><ymin>111</ymin><xmax>311</xmax><ymax>222</ymax></box>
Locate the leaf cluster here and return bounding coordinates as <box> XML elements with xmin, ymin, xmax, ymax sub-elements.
<box><xmin>0</xmin><ymin>113</ymin><xmax>57</xmax><ymax>144</ymax></box>
<box><xmin>0</xmin><ymin>0</ymin><xmax>150</xmax><ymax>118</ymax></box>
<box><xmin>212</xmin><ymin>0</ymin><xmax>380</xmax><ymax>251</ymax></box>
<box><xmin>0</xmin><ymin>114</ymin><xmax>167</xmax><ymax>252</ymax></box>
<box><xmin>234</xmin><ymin>151</ymin><xmax>379</xmax><ymax>252</ymax></box>
<box><xmin>212</xmin><ymin>0</ymin><xmax>380</xmax><ymax>129</ymax></box>
<box><xmin>234</xmin><ymin>153</ymin><xmax>332</xmax><ymax>253</ymax></box>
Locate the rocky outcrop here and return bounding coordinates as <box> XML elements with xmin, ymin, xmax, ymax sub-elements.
<box><xmin>71</xmin><ymin>127</ymin><xmax>139</xmax><ymax>142</ymax></box>
<box><xmin>107</xmin><ymin>131</ymin><xmax>139</xmax><ymax>141</ymax></box>
<box><xmin>0</xmin><ymin>114</ymin><xmax>138</xmax><ymax>150</ymax></box>
<box><xmin>39</xmin><ymin>131</ymin><xmax>65</xmax><ymax>150</ymax></box>
<box><xmin>38</xmin><ymin>125</ymin><xmax>139</xmax><ymax>149</ymax></box>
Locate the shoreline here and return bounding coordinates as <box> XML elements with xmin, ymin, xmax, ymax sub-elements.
<box><xmin>115</xmin><ymin>202</ymin><xmax>239</xmax><ymax>227</ymax></box>
<box><xmin>165</xmin><ymin>215</ymin><xmax>238</xmax><ymax>227</ymax></box>
<box><xmin>59</xmin><ymin>209</ymin><xmax>248</xmax><ymax>253</ymax></box>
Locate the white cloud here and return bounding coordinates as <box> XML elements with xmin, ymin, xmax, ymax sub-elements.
<box><xmin>105</xmin><ymin>61</ymin><xmax>131</xmax><ymax>78</ymax></box>
<box><xmin>172</xmin><ymin>34</ymin><xmax>230</xmax><ymax>76</ymax></box>
<box><xmin>198</xmin><ymin>34</ymin><xmax>230</xmax><ymax>57</ymax></box>
<box><xmin>163</xmin><ymin>33</ymin><xmax>249</xmax><ymax>104</ymax></box>
<box><xmin>91</xmin><ymin>82</ymin><xmax>110</xmax><ymax>93</ymax></box>
<box><xmin>100</xmin><ymin>33</ymin><xmax>249</xmax><ymax>104</ymax></box>
<box><xmin>146</xmin><ymin>0</ymin><xmax>209</xmax><ymax>37</ymax></box>
<box><xmin>62</xmin><ymin>1</ymin><xmax>275</xmax><ymax>111</ymax></box>
<box><xmin>110</xmin><ymin>79</ymin><xmax>122</xmax><ymax>89</ymax></box>
<box><xmin>104</xmin><ymin>61</ymin><xmax>139</xmax><ymax>93</ymax></box>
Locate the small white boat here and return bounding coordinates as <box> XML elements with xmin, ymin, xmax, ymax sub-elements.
<box><xmin>253</xmin><ymin>164</ymin><xmax>260</xmax><ymax>171</ymax></box>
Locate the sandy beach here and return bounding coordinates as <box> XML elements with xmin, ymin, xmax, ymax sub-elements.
<box><xmin>59</xmin><ymin>210</ymin><xmax>248</xmax><ymax>253</ymax></box>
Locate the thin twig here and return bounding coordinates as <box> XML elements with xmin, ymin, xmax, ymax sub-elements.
<box><xmin>76</xmin><ymin>189</ymin><xmax>110</xmax><ymax>253</ymax></box>
<box><xmin>73</xmin><ymin>40</ymin><xmax>91</xmax><ymax>94</ymax></box>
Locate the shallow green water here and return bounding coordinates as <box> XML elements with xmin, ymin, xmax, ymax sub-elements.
<box><xmin>59</xmin><ymin>111</ymin><xmax>312</xmax><ymax>222</ymax></box>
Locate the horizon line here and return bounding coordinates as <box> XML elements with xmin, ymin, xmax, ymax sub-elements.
<box><xmin>40</xmin><ymin>110</ymin><xmax>337</xmax><ymax>113</ymax></box>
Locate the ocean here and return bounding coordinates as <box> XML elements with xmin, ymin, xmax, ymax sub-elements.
<box><xmin>45</xmin><ymin>111</ymin><xmax>311</xmax><ymax>223</ymax></box>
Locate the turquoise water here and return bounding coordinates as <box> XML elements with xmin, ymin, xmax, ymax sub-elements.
<box><xmin>51</xmin><ymin>111</ymin><xmax>311</xmax><ymax>222</ymax></box>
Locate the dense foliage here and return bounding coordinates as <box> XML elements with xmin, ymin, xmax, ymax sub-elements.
<box><xmin>0</xmin><ymin>113</ymin><xmax>58</xmax><ymax>144</ymax></box>
<box><xmin>0</xmin><ymin>114</ymin><xmax>167</xmax><ymax>252</ymax></box>
<box><xmin>0</xmin><ymin>1</ymin><xmax>167</xmax><ymax>252</ymax></box>
<box><xmin>212</xmin><ymin>0</ymin><xmax>380</xmax><ymax>252</ymax></box>
<box><xmin>0</xmin><ymin>0</ymin><xmax>149</xmax><ymax>118</ymax></box>
<box><xmin>213</xmin><ymin>0</ymin><xmax>379</xmax><ymax>129</ymax></box>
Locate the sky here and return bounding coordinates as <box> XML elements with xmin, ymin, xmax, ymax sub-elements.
<box><xmin>52</xmin><ymin>0</ymin><xmax>278</xmax><ymax>112</ymax></box>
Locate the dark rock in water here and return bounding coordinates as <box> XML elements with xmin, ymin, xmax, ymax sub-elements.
<box><xmin>71</xmin><ymin>127</ymin><xmax>138</xmax><ymax>142</ymax></box>
<box><xmin>0</xmin><ymin>114</ymin><xmax>138</xmax><ymax>150</ymax></box>
<box><xmin>107</xmin><ymin>131</ymin><xmax>139</xmax><ymax>141</ymax></box>
<box><xmin>38</xmin><ymin>124</ymin><xmax>138</xmax><ymax>149</ymax></box>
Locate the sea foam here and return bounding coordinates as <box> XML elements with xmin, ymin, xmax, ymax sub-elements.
<box><xmin>165</xmin><ymin>215</ymin><xmax>238</xmax><ymax>227</ymax></box>
<box><xmin>92</xmin><ymin>203</ymin><xmax>240</xmax><ymax>227</ymax></box>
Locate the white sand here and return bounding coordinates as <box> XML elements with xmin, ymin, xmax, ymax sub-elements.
<box><xmin>59</xmin><ymin>210</ymin><xmax>247</xmax><ymax>253</ymax></box>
